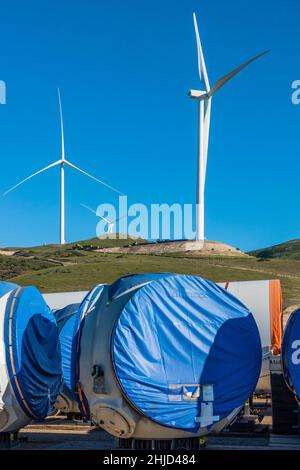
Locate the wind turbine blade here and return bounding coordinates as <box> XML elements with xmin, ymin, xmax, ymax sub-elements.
<box><xmin>80</xmin><ymin>203</ymin><xmax>97</xmax><ymax>215</ymax></box>
<box><xmin>193</xmin><ymin>12</ymin><xmax>210</xmax><ymax>92</ymax></box>
<box><xmin>208</xmin><ymin>50</ymin><xmax>270</xmax><ymax>98</ymax></box>
<box><xmin>99</xmin><ymin>215</ymin><xmax>111</xmax><ymax>224</ymax></box>
<box><xmin>58</xmin><ymin>88</ymin><xmax>65</xmax><ymax>161</ymax></box>
<box><xmin>80</xmin><ymin>203</ymin><xmax>110</xmax><ymax>223</ymax></box>
<box><xmin>65</xmin><ymin>160</ymin><xmax>124</xmax><ymax>195</ymax></box>
<box><xmin>2</xmin><ymin>160</ymin><xmax>62</xmax><ymax>196</ymax></box>
<box><xmin>112</xmin><ymin>214</ymin><xmax>127</xmax><ymax>224</ymax></box>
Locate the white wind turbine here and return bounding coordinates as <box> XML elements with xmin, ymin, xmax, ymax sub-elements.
<box><xmin>81</xmin><ymin>203</ymin><xmax>125</xmax><ymax>236</ymax></box>
<box><xmin>189</xmin><ymin>12</ymin><xmax>269</xmax><ymax>241</ymax></box>
<box><xmin>3</xmin><ymin>89</ymin><xmax>123</xmax><ymax>245</ymax></box>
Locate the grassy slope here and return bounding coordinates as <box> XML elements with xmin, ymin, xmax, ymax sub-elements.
<box><xmin>0</xmin><ymin>254</ymin><xmax>56</xmax><ymax>280</ymax></box>
<box><xmin>7</xmin><ymin>236</ymin><xmax>143</xmax><ymax>253</ymax></box>
<box><xmin>1</xmin><ymin>236</ymin><xmax>300</xmax><ymax>308</ymax></box>
<box><xmin>2</xmin><ymin>248</ymin><xmax>299</xmax><ymax>308</ymax></box>
<box><xmin>249</xmin><ymin>239</ymin><xmax>300</xmax><ymax>260</ymax></box>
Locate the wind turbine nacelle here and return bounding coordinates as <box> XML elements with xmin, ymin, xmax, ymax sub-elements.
<box><xmin>188</xmin><ymin>89</ymin><xmax>207</xmax><ymax>100</ymax></box>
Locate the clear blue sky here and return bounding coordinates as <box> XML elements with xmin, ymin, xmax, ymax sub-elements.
<box><xmin>0</xmin><ymin>0</ymin><xmax>299</xmax><ymax>250</ymax></box>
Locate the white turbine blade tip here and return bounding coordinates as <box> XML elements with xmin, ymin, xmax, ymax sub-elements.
<box><xmin>2</xmin><ymin>160</ymin><xmax>61</xmax><ymax>197</ymax></box>
<box><xmin>192</xmin><ymin>12</ymin><xmax>210</xmax><ymax>91</ymax></box>
<box><xmin>193</xmin><ymin>13</ymin><xmax>202</xmax><ymax>81</ymax></box>
<box><xmin>2</xmin><ymin>188</ymin><xmax>14</xmax><ymax>197</ymax></box>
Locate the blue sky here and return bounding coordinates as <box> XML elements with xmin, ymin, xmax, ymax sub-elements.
<box><xmin>0</xmin><ymin>0</ymin><xmax>299</xmax><ymax>250</ymax></box>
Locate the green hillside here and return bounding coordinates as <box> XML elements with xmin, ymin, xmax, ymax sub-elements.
<box><xmin>249</xmin><ymin>239</ymin><xmax>300</xmax><ymax>260</ymax></box>
<box><xmin>1</xmin><ymin>237</ymin><xmax>300</xmax><ymax>309</ymax></box>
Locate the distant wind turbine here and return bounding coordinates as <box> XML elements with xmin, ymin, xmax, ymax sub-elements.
<box><xmin>3</xmin><ymin>89</ymin><xmax>123</xmax><ymax>245</ymax></box>
<box><xmin>81</xmin><ymin>203</ymin><xmax>126</xmax><ymax>235</ymax></box>
<box><xmin>189</xmin><ymin>12</ymin><xmax>269</xmax><ymax>241</ymax></box>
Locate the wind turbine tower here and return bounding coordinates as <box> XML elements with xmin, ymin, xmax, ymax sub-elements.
<box><xmin>3</xmin><ymin>89</ymin><xmax>123</xmax><ymax>244</ymax></box>
<box><xmin>189</xmin><ymin>13</ymin><xmax>269</xmax><ymax>241</ymax></box>
<box><xmin>58</xmin><ymin>89</ymin><xmax>66</xmax><ymax>244</ymax></box>
<box><xmin>81</xmin><ymin>203</ymin><xmax>125</xmax><ymax>237</ymax></box>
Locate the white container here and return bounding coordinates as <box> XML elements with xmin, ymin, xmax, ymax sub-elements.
<box><xmin>218</xmin><ymin>279</ymin><xmax>283</xmax><ymax>393</ymax></box>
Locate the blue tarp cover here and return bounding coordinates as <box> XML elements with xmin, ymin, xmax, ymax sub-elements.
<box><xmin>113</xmin><ymin>274</ymin><xmax>262</xmax><ymax>433</ymax></box>
<box><xmin>54</xmin><ymin>284</ymin><xmax>105</xmax><ymax>411</ymax></box>
<box><xmin>108</xmin><ymin>273</ymin><xmax>171</xmax><ymax>300</ymax></box>
<box><xmin>4</xmin><ymin>286</ymin><xmax>62</xmax><ymax>419</ymax></box>
<box><xmin>0</xmin><ymin>281</ymin><xmax>18</xmax><ymax>298</ymax></box>
<box><xmin>55</xmin><ymin>303</ymin><xmax>80</xmax><ymax>396</ymax></box>
<box><xmin>282</xmin><ymin>308</ymin><xmax>300</xmax><ymax>399</ymax></box>
<box><xmin>54</xmin><ymin>303</ymin><xmax>80</xmax><ymax>328</ymax></box>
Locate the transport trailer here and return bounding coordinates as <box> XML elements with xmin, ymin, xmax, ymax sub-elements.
<box><xmin>270</xmin><ymin>355</ymin><xmax>299</xmax><ymax>435</ymax></box>
<box><xmin>118</xmin><ymin>436</ymin><xmax>208</xmax><ymax>450</ymax></box>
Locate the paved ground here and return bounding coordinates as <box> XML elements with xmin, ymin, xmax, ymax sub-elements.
<box><xmin>16</xmin><ymin>430</ymin><xmax>300</xmax><ymax>451</ymax></box>
<box><xmin>17</xmin><ymin>428</ymin><xmax>117</xmax><ymax>450</ymax></box>
<box><xmin>9</xmin><ymin>417</ymin><xmax>300</xmax><ymax>451</ymax></box>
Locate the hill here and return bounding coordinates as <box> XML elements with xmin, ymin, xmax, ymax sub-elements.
<box><xmin>249</xmin><ymin>239</ymin><xmax>300</xmax><ymax>260</ymax></box>
<box><xmin>1</xmin><ymin>236</ymin><xmax>300</xmax><ymax>309</ymax></box>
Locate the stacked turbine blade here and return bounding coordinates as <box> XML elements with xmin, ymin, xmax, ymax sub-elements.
<box><xmin>0</xmin><ymin>282</ymin><xmax>63</xmax><ymax>432</ymax></box>
<box><xmin>49</xmin><ymin>274</ymin><xmax>262</xmax><ymax>439</ymax></box>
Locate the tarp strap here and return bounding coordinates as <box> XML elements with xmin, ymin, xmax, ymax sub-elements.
<box><xmin>76</xmin><ymin>382</ymin><xmax>88</xmax><ymax>417</ymax></box>
<box><xmin>195</xmin><ymin>385</ymin><xmax>219</xmax><ymax>428</ymax></box>
<box><xmin>109</xmin><ymin>282</ymin><xmax>153</xmax><ymax>303</ymax></box>
<box><xmin>6</xmin><ymin>288</ymin><xmax>39</xmax><ymax>419</ymax></box>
